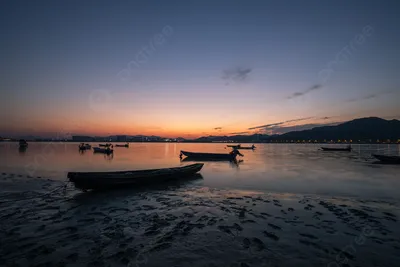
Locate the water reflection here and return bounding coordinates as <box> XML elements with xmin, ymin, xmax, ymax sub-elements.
<box><xmin>0</xmin><ymin>142</ymin><xmax>399</xmax><ymax>199</ymax></box>
<box><xmin>180</xmin><ymin>157</ymin><xmax>243</xmax><ymax>168</ymax></box>
<box><xmin>18</xmin><ymin>146</ymin><xmax>27</xmax><ymax>154</ymax></box>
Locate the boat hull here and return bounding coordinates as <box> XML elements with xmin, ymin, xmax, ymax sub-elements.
<box><xmin>180</xmin><ymin>150</ymin><xmax>237</xmax><ymax>160</ymax></box>
<box><xmin>321</xmin><ymin>147</ymin><xmax>351</xmax><ymax>152</ymax></box>
<box><xmin>372</xmin><ymin>154</ymin><xmax>400</xmax><ymax>164</ymax></box>
<box><xmin>68</xmin><ymin>163</ymin><xmax>204</xmax><ymax>190</ymax></box>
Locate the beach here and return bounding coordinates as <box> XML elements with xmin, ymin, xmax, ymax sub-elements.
<box><xmin>1</xmin><ymin>171</ymin><xmax>399</xmax><ymax>267</ymax></box>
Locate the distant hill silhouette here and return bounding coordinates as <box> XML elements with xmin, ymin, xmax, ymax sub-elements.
<box><xmin>269</xmin><ymin>117</ymin><xmax>400</xmax><ymax>141</ymax></box>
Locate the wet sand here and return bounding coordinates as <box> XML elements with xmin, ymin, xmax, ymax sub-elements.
<box><xmin>1</xmin><ymin>172</ymin><xmax>400</xmax><ymax>267</ymax></box>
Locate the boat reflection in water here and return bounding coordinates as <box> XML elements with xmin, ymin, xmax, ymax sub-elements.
<box><xmin>18</xmin><ymin>146</ymin><xmax>27</xmax><ymax>154</ymax></box>
<box><xmin>180</xmin><ymin>157</ymin><xmax>243</xmax><ymax>168</ymax></box>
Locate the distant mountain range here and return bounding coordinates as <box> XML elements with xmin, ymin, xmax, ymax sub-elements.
<box><xmin>268</xmin><ymin>117</ymin><xmax>400</xmax><ymax>142</ymax></box>
<box><xmin>192</xmin><ymin>117</ymin><xmax>400</xmax><ymax>143</ymax></box>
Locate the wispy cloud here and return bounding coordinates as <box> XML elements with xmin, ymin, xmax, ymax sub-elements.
<box><xmin>229</xmin><ymin>131</ymin><xmax>250</xmax><ymax>135</ymax></box>
<box><xmin>248</xmin><ymin>117</ymin><xmax>314</xmax><ymax>130</ymax></box>
<box><xmin>222</xmin><ymin>67</ymin><xmax>252</xmax><ymax>85</ymax></box>
<box><xmin>214</xmin><ymin>127</ymin><xmax>222</xmax><ymax>130</ymax></box>
<box><xmin>346</xmin><ymin>91</ymin><xmax>391</xmax><ymax>103</ymax></box>
<box><xmin>286</xmin><ymin>84</ymin><xmax>323</xmax><ymax>99</ymax></box>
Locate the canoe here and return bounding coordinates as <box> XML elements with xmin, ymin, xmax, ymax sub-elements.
<box><xmin>115</xmin><ymin>144</ymin><xmax>129</xmax><ymax>147</ymax></box>
<box><xmin>372</xmin><ymin>154</ymin><xmax>400</xmax><ymax>164</ymax></box>
<box><xmin>93</xmin><ymin>147</ymin><xmax>114</xmax><ymax>154</ymax></box>
<box><xmin>180</xmin><ymin>150</ymin><xmax>243</xmax><ymax>161</ymax></box>
<box><xmin>321</xmin><ymin>146</ymin><xmax>352</xmax><ymax>152</ymax></box>
<box><xmin>67</xmin><ymin>163</ymin><xmax>204</xmax><ymax>190</ymax></box>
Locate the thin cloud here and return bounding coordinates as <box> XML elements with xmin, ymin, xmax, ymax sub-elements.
<box><xmin>222</xmin><ymin>67</ymin><xmax>252</xmax><ymax>85</ymax></box>
<box><xmin>248</xmin><ymin>117</ymin><xmax>314</xmax><ymax>130</ymax></box>
<box><xmin>287</xmin><ymin>84</ymin><xmax>323</xmax><ymax>99</ymax></box>
<box><xmin>229</xmin><ymin>131</ymin><xmax>250</xmax><ymax>135</ymax></box>
<box><xmin>214</xmin><ymin>127</ymin><xmax>222</xmax><ymax>130</ymax></box>
<box><xmin>346</xmin><ymin>91</ymin><xmax>392</xmax><ymax>103</ymax></box>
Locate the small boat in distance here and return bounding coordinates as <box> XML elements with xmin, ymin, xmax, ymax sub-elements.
<box><xmin>19</xmin><ymin>139</ymin><xmax>28</xmax><ymax>148</ymax></box>
<box><xmin>321</xmin><ymin>145</ymin><xmax>352</xmax><ymax>152</ymax></box>
<box><xmin>180</xmin><ymin>149</ymin><xmax>243</xmax><ymax>161</ymax></box>
<box><xmin>372</xmin><ymin>154</ymin><xmax>400</xmax><ymax>164</ymax></box>
<box><xmin>99</xmin><ymin>143</ymin><xmax>112</xmax><ymax>147</ymax></box>
<box><xmin>115</xmin><ymin>143</ymin><xmax>129</xmax><ymax>148</ymax></box>
<box><xmin>67</xmin><ymin>163</ymin><xmax>204</xmax><ymax>191</ymax></box>
<box><xmin>93</xmin><ymin>146</ymin><xmax>113</xmax><ymax>154</ymax></box>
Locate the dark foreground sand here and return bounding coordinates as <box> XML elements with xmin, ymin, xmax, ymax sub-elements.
<box><xmin>1</xmin><ymin>172</ymin><xmax>399</xmax><ymax>267</ymax></box>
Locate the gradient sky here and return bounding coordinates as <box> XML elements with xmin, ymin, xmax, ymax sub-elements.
<box><xmin>1</xmin><ymin>0</ymin><xmax>399</xmax><ymax>138</ymax></box>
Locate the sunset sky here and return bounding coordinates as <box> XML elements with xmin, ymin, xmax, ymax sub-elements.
<box><xmin>1</xmin><ymin>0</ymin><xmax>399</xmax><ymax>138</ymax></box>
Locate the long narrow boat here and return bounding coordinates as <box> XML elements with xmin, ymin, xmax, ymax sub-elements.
<box><xmin>372</xmin><ymin>154</ymin><xmax>400</xmax><ymax>164</ymax></box>
<box><xmin>321</xmin><ymin>146</ymin><xmax>352</xmax><ymax>152</ymax></box>
<box><xmin>227</xmin><ymin>144</ymin><xmax>240</xmax><ymax>147</ymax></box>
<box><xmin>237</xmin><ymin>145</ymin><xmax>256</xmax><ymax>150</ymax></box>
<box><xmin>99</xmin><ymin>143</ymin><xmax>112</xmax><ymax>147</ymax></box>
<box><xmin>115</xmin><ymin>143</ymin><xmax>129</xmax><ymax>148</ymax></box>
<box><xmin>67</xmin><ymin>163</ymin><xmax>204</xmax><ymax>190</ymax></box>
<box><xmin>180</xmin><ymin>150</ymin><xmax>243</xmax><ymax>161</ymax></box>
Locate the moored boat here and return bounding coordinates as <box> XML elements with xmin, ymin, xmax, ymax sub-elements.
<box><xmin>93</xmin><ymin>147</ymin><xmax>113</xmax><ymax>154</ymax></box>
<box><xmin>19</xmin><ymin>139</ymin><xmax>28</xmax><ymax>148</ymax></box>
<box><xmin>321</xmin><ymin>145</ymin><xmax>352</xmax><ymax>152</ymax></box>
<box><xmin>67</xmin><ymin>163</ymin><xmax>204</xmax><ymax>190</ymax></box>
<box><xmin>115</xmin><ymin>143</ymin><xmax>129</xmax><ymax>148</ymax></box>
<box><xmin>236</xmin><ymin>145</ymin><xmax>256</xmax><ymax>150</ymax></box>
<box><xmin>99</xmin><ymin>143</ymin><xmax>112</xmax><ymax>147</ymax></box>
<box><xmin>180</xmin><ymin>149</ymin><xmax>243</xmax><ymax>161</ymax></box>
<box><xmin>372</xmin><ymin>154</ymin><xmax>400</xmax><ymax>164</ymax></box>
<box><xmin>227</xmin><ymin>144</ymin><xmax>241</xmax><ymax>148</ymax></box>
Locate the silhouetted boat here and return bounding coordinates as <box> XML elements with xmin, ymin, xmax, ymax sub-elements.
<box><xmin>115</xmin><ymin>143</ymin><xmax>129</xmax><ymax>148</ymax></box>
<box><xmin>79</xmin><ymin>143</ymin><xmax>90</xmax><ymax>150</ymax></box>
<box><xmin>93</xmin><ymin>147</ymin><xmax>113</xmax><ymax>154</ymax></box>
<box><xmin>237</xmin><ymin>145</ymin><xmax>256</xmax><ymax>150</ymax></box>
<box><xmin>321</xmin><ymin>145</ymin><xmax>352</xmax><ymax>152</ymax></box>
<box><xmin>99</xmin><ymin>143</ymin><xmax>112</xmax><ymax>147</ymax></box>
<box><xmin>19</xmin><ymin>139</ymin><xmax>28</xmax><ymax>148</ymax></box>
<box><xmin>372</xmin><ymin>154</ymin><xmax>400</xmax><ymax>164</ymax></box>
<box><xmin>227</xmin><ymin>144</ymin><xmax>241</xmax><ymax>148</ymax></box>
<box><xmin>180</xmin><ymin>149</ymin><xmax>243</xmax><ymax>160</ymax></box>
<box><xmin>67</xmin><ymin>163</ymin><xmax>204</xmax><ymax>191</ymax></box>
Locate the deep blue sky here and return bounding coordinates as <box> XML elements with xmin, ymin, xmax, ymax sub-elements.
<box><xmin>1</xmin><ymin>0</ymin><xmax>399</xmax><ymax>137</ymax></box>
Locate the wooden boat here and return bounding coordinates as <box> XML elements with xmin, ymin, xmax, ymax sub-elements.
<box><xmin>99</xmin><ymin>143</ymin><xmax>112</xmax><ymax>147</ymax></box>
<box><xmin>237</xmin><ymin>145</ymin><xmax>256</xmax><ymax>150</ymax></box>
<box><xmin>19</xmin><ymin>139</ymin><xmax>28</xmax><ymax>148</ymax></box>
<box><xmin>372</xmin><ymin>154</ymin><xmax>400</xmax><ymax>164</ymax></box>
<box><xmin>93</xmin><ymin>147</ymin><xmax>113</xmax><ymax>154</ymax></box>
<box><xmin>79</xmin><ymin>143</ymin><xmax>91</xmax><ymax>150</ymax></box>
<box><xmin>321</xmin><ymin>146</ymin><xmax>352</xmax><ymax>152</ymax></box>
<box><xmin>115</xmin><ymin>143</ymin><xmax>129</xmax><ymax>148</ymax></box>
<box><xmin>67</xmin><ymin>163</ymin><xmax>204</xmax><ymax>190</ymax></box>
<box><xmin>180</xmin><ymin>149</ymin><xmax>243</xmax><ymax>161</ymax></box>
<box><xmin>227</xmin><ymin>144</ymin><xmax>241</xmax><ymax>148</ymax></box>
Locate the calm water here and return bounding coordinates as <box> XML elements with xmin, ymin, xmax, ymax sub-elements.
<box><xmin>1</xmin><ymin>142</ymin><xmax>399</xmax><ymax>199</ymax></box>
